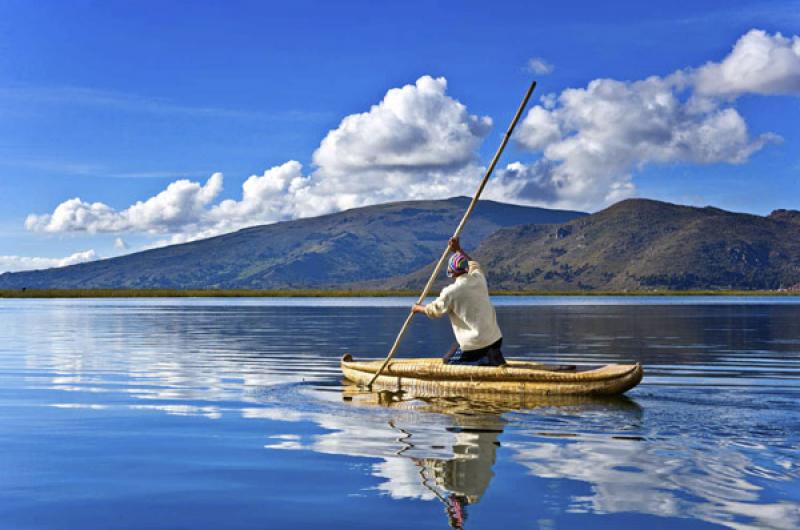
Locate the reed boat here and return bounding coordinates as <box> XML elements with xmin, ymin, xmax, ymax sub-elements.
<box><xmin>340</xmin><ymin>354</ymin><xmax>643</xmax><ymax>396</ymax></box>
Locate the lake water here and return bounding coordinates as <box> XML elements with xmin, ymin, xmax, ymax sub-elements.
<box><xmin>1</xmin><ymin>297</ymin><xmax>798</xmax><ymax>529</ymax></box>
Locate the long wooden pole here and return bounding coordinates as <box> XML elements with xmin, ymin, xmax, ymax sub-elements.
<box><xmin>366</xmin><ymin>80</ymin><xmax>537</xmax><ymax>389</ymax></box>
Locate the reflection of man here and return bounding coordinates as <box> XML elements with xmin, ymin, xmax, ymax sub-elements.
<box><xmin>412</xmin><ymin>237</ymin><xmax>506</xmax><ymax>366</ymax></box>
<box><xmin>416</xmin><ymin>427</ymin><xmax>501</xmax><ymax>529</ymax></box>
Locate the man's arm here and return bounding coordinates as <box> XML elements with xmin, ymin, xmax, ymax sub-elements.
<box><xmin>412</xmin><ymin>292</ymin><xmax>449</xmax><ymax>318</ymax></box>
<box><xmin>449</xmin><ymin>237</ymin><xmax>471</xmax><ymax>261</ymax></box>
<box><xmin>411</xmin><ymin>238</ymin><xmax>466</xmax><ymax>317</ymax></box>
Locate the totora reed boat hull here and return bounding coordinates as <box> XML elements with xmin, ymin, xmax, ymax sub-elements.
<box><xmin>340</xmin><ymin>354</ymin><xmax>643</xmax><ymax>396</ymax></box>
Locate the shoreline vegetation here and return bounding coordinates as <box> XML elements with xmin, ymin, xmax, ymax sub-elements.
<box><xmin>2</xmin><ymin>288</ymin><xmax>800</xmax><ymax>298</ymax></box>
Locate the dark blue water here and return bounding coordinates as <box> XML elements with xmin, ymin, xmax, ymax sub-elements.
<box><xmin>1</xmin><ymin>297</ymin><xmax>798</xmax><ymax>529</ymax></box>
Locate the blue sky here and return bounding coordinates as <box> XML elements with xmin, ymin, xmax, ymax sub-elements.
<box><xmin>1</xmin><ymin>0</ymin><xmax>799</xmax><ymax>271</ymax></box>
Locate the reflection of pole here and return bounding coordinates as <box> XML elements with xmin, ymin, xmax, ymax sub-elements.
<box><xmin>418</xmin><ymin>464</ymin><xmax>449</xmax><ymax>504</ymax></box>
<box><xmin>388</xmin><ymin>419</ymin><xmax>414</xmax><ymax>456</ymax></box>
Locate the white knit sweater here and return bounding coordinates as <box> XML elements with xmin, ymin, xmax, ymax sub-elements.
<box><xmin>424</xmin><ymin>260</ymin><xmax>502</xmax><ymax>351</ymax></box>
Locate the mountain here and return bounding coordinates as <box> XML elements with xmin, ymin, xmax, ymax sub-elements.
<box><xmin>0</xmin><ymin>197</ymin><xmax>586</xmax><ymax>289</ymax></box>
<box><xmin>387</xmin><ymin>199</ymin><xmax>800</xmax><ymax>291</ymax></box>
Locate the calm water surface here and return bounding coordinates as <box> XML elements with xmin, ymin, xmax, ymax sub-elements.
<box><xmin>1</xmin><ymin>297</ymin><xmax>798</xmax><ymax>529</ymax></box>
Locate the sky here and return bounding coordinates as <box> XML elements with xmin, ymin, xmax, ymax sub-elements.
<box><xmin>1</xmin><ymin>0</ymin><xmax>799</xmax><ymax>272</ymax></box>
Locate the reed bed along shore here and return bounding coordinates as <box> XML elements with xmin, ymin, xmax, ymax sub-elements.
<box><xmin>2</xmin><ymin>288</ymin><xmax>799</xmax><ymax>298</ymax></box>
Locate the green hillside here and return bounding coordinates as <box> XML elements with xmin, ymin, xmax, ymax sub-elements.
<box><xmin>0</xmin><ymin>197</ymin><xmax>585</xmax><ymax>289</ymax></box>
<box><xmin>471</xmin><ymin>199</ymin><xmax>800</xmax><ymax>291</ymax></box>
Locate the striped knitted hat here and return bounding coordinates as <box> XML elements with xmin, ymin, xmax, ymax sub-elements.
<box><xmin>447</xmin><ymin>252</ymin><xmax>469</xmax><ymax>277</ymax></box>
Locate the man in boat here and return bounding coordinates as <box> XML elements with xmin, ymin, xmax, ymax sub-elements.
<box><xmin>412</xmin><ymin>237</ymin><xmax>506</xmax><ymax>366</ymax></box>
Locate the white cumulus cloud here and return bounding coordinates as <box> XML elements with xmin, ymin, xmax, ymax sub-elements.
<box><xmin>314</xmin><ymin>75</ymin><xmax>490</xmax><ymax>175</ymax></box>
<box><xmin>26</xmin><ymin>173</ymin><xmax>223</xmax><ymax>234</ymax></box>
<box><xmin>0</xmin><ymin>249</ymin><xmax>97</xmax><ymax>273</ymax></box>
<box><xmin>694</xmin><ymin>29</ymin><xmax>800</xmax><ymax>97</ymax></box>
<box><xmin>209</xmin><ymin>160</ymin><xmax>309</xmax><ymax>230</ymax></box>
<box><xmin>507</xmin><ymin>29</ymin><xmax>795</xmax><ymax>210</ymax></box>
<box><xmin>306</xmin><ymin>75</ymin><xmax>491</xmax><ymax>213</ymax></box>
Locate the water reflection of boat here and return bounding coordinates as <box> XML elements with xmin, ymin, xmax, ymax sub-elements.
<box><xmin>341</xmin><ymin>385</ymin><xmax>642</xmax><ymax>529</ymax></box>
<box><xmin>341</xmin><ymin>355</ymin><xmax>643</xmax><ymax>396</ymax></box>
<box><xmin>341</xmin><ymin>383</ymin><xmax>643</xmax><ymax>415</ymax></box>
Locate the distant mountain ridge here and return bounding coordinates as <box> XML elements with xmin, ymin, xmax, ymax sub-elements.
<box><xmin>0</xmin><ymin>197</ymin><xmax>585</xmax><ymax>289</ymax></box>
<box><xmin>6</xmin><ymin>197</ymin><xmax>800</xmax><ymax>292</ymax></box>
<box><xmin>386</xmin><ymin>199</ymin><xmax>800</xmax><ymax>291</ymax></box>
